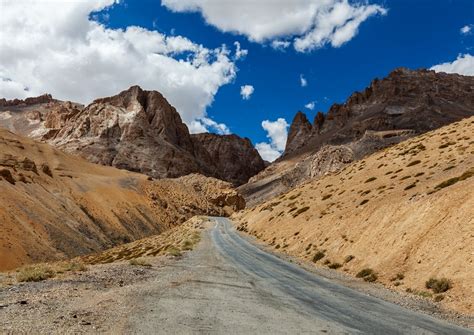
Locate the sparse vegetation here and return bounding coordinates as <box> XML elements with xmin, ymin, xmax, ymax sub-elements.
<box><xmin>434</xmin><ymin>168</ymin><xmax>474</xmax><ymax>191</ymax></box>
<box><xmin>359</xmin><ymin>199</ymin><xmax>369</xmax><ymax>206</ymax></box>
<box><xmin>288</xmin><ymin>192</ymin><xmax>301</xmax><ymax>200</ymax></box>
<box><xmin>166</xmin><ymin>246</ymin><xmax>182</xmax><ymax>257</ymax></box>
<box><xmin>312</xmin><ymin>251</ymin><xmax>325</xmax><ymax>262</ymax></box>
<box><xmin>356</xmin><ymin>268</ymin><xmax>374</xmax><ymax>278</ymax></box>
<box><xmin>344</xmin><ymin>255</ymin><xmax>355</xmax><ymax>263</ymax></box>
<box><xmin>16</xmin><ymin>265</ymin><xmax>55</xmax><ymax>282</ymax></box>
<box><xmin>328</xmin><ymin>262</ymin><xmax>342</xmax><ymax>269</ymax></box>
<box><xmin>439</xmin><ymin>142</ymin><xmax>455</xmax><ymax>149</ymax></box>
<box><xmin>434</xmin><ymin>295</ymin><xmax>445</xmax><ymax>302</ymax></box>
<box><xmin>404</xmin><ymin>183</ymin><xmax>416</xmax><ymax>190</ymax></box>
<box><xmin>365</xmin><ymin>177</ymin><xmax>377</xmax><ymax>183</ymax></box>
<box><xmin>59</xmin><ymin>261</ymin><xmax>88</xmax><ymax>273</ymax></box>
<box><xmin>425</xmin><ymin>278</ymin><xmax>452</xmax><ymax>293</ymax></box>
<box><xmin>390</xmin><ymin>273</ymin><xmax>404</xmax><ymax>281</ymax></box>
<box><xmin>406</xmin><ymin>160</ymin><xmax>421</xmax><ymax>167</ymax></box>
<box><xmin>364</xmin><ymin>273</ymin><xmax>378</xmax><ymax>282</ymax></box>
<box><xmin>293</xmin><ymin>206</ymin><xmax>310</xmax><ymax>218</ymax></box>
<box><xmin>322</xmin><ymin>194</ymin><xmax>332</xmax><ymax>200</ymax></box>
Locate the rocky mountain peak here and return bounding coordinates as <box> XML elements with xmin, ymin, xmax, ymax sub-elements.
<box><xmin>285</xmin><ymin>111</ymin><xmax>313</xmax><ymax>154</ymax></box>
<box><xmin>283</xmin><ymin>68</ymin><xmax>474</xmax><ymax>159</ymax></box>
<box><xmin>0</xmin><ymin>94</ymin><xmax>54</xmax><ymax>107</ymax></box>
<box><xmin>192</xmin><ymin>133</ymin><xmax>265</xmax><ymax>185</ymax></box>
<box><xmin>0</xmin><ymin>86</ymin><xmax>266</xmax><ymax>185</ymax></box>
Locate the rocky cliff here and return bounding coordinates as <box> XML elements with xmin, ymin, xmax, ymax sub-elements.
<box><xmin>284</xmin><ymin>68</ymin><xmax>474</xmax><ymax>158</ymax></box>
<box><xmin>0</xmin><ymin>86</ymin><xmax>265</xmax><ymax>185</ymax></box>
<box><xmin>192</xmin><ymin>133</ymin><xmax>265</xmax><ymax>185</ymax></box>
<box><xmin>241</xmin><ymin>68</ymin><xmax>474</xmax><ymax>205</ymax></box>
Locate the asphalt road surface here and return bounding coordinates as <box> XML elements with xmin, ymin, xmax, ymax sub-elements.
<box><xmin>125</xmin><ymin>217</ymin><xmax>473</xmax><ymax>334</ymax></box>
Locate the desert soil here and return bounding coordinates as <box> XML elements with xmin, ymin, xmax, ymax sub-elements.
<box><xmin>1</xmin><ymin>217</ymin><xmax>472</xmax><ymax>334</ymax></box>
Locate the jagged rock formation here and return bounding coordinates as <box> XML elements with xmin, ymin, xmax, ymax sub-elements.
<box><xmin>0</xmin><ymin>86</ymin><xmax>265</xmax><ymax>185</ymax></box>
<box><xmin>0</xmin><ymin>94</ymin><xmax>54</xmax><ymax>107</ymax></box>
<box><xmin>192</xmin><ymin>133</ymin><xmax>265</xmax><ymax>185</ymax></box>
<box><xmin>241</xmin><ymin>68</ymin><xmax>474</xmax><ymax>206</ymax></box>
<box><xmin>284</xmin><ymin>68</ymin><xmax>474</xmax><ymax>158</ymax></box>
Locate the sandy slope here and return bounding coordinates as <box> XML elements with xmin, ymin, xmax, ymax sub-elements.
<box><xmin>234</xmin><ymin>116</ymin><xmax>474</xmax><ymax>315</ymax></box>
<box><xmin>0</xmin><ymin>129</ymin><xmax>242</xmax><ymax>271</ymax></box>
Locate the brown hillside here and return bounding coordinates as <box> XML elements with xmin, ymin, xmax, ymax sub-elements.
<box><xmin>0</xmin><ymin>129</ymin><xmax>243</xmax><ymax>271</ymax></box>
<box><xmin>234</xmin><ymin>116</ymin><xmax>474</xmax><ymax>314</ymax></box>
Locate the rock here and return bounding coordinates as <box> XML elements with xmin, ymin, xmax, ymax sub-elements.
<box><xmin>30</xmin><ymin>86</ymin><xmax>265</xmax><ymax>184</ymax></box>
<box><xmin>309</xmin><ymin>145</ymin><xmax>354</xmax><ymax>178</ymax></box>
<box><xmin>41</xmin><ymin>163</ymin><xmax>53</xmax><ymax>177</ymax></box>
<box><xmin>241</xmin><ymin>68</ymin><xmax>474</xmax><ymax>206</ymax></box>
<box><xmin>192</xmin><ymin>133</ymin><xmax>265</xmax><ymax>185</ymax></box>
<box><xmin>283</xmin><ymin>68</ymin><xmax>474</xmax><ymax>159</ymax></box>
<box><xmin>0</xmin><ymin>94</ymin><xmax>54</xmax><ymax>107</ymax></box>
<box><xmin>0</xmin><ymin>169</ymin><xmax>15</xmax><ymax>184</ymax></box>
<box><xmin>285</xmin><ymin>111</ymin><xmax>313</xmax><ymax>154</ymax></box>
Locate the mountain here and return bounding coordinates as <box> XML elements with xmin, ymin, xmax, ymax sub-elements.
<box><xmin>234</xmin><ymin>116</ymin><xmax>474</xmax><ymax>315</ymax></box>
<box><xmin>240</xmin><ymin>68</ymin><xmax>474</xmax><ymax>206</ymax></box>
<box><xmin>0</xmin><ymin>128</ymin><xmax>244</xmax><ymax>270</ymax></box>
<box><xmin>192</xmin><ymin>133</ymin><xmax>266</xmax><ymax>185</ymax></box>
<box><xmin>0</xmin><ymin>87</ymin><xmax>265</xmax><ymax>185</ymax></box>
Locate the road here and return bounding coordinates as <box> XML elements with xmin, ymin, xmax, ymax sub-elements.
<box><xmin>124</xmin><ymin>217</ymin><xmax>473</xmax><ymax>334</ymax></box>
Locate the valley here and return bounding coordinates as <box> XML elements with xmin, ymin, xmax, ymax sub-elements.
<box><xmin>0</xmin><ymin>68</ymin><xmax>473</xmax><ymax>333</ymax></box>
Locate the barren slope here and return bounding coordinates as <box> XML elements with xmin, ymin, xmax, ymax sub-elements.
<box><xmin>0</xmin><ymin>129</ymin><xmax>243</xmax><ymax>271</ymax></box>
<box><xmin>234</xmin><ymin>116</ymin><xmax>474</xmax><ymax>314</ymax></box>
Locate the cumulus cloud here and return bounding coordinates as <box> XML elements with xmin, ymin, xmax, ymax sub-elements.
<box><xmin>0</xmin><ymin>0</ymin><xmax>238</xmax><ymax>132</ymax></box>
<box><xmin>305</xmin><ymin>101</ymin><xmax>316</xmax><ymax>110</ymax></box>
<box><xmin>431</xmin><ymin>54</ymin><xmax>474</xmax><ymax>76</ymax></box>
<box><xmin>460</xmin><ymin>25</ymin><xmax>472</xmax><ymax>35</ymax></box>
<box><xmin>300</xmin><ymin>74</ymin><xmax>308</xmax><ymax>87</ymax></box>
<box><xmin>271</xmin><ymin>40</ymin><xmax>291</xmax><ymax>50</ymax></box>
<box><xmin>255</xmin><ymin>118</ymin><xmax>289</xmax><ymax>162</ymax></box>
<box><xmin>189</xmin><ymin>117</ymin><xmax>230</xmax><ymax>134</ymax></box>
<box><xmin>240</xmin><ymin>85</ymin><xmax>254</xmax><ymax>100</ymax></box>
<box><xmin>234</xmin><ymin>41</ymin><xmax>248</xmax><ymax>60</ymax></box>
<box><xmin>162</xmin><ymin>0</ymin><xmax>387</xmax><ymax>52</ymax></box>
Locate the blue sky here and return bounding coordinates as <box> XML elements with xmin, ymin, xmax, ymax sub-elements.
<box><xmin>1</xmin><ymin>0</ymin><xmax>473</xmax><ymax>161</ymax></box>
<box><xmin>100</xmin><ymin>0</ymin><xmax>473</xmax><ymax>159</ymax></box>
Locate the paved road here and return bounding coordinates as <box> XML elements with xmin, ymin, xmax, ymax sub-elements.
<box><xmin>125</xmin><ymin>217</ymin><xmax>473</xmax><ymax>334</ymax></box>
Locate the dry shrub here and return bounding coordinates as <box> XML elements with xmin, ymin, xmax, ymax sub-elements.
<box><xmin>16</xmin><ymin>265</ymin><xmax>55</xmax><ymax>282</ymax></box>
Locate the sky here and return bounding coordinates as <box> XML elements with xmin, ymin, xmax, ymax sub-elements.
<box><xmin>0</xmin><ymin>0</ymin><xmax>473</xmax><ymax>161</ymax></box>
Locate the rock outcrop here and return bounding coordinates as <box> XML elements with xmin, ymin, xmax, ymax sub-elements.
<box><xmin>0</xmin><ymin>87</ymin><xmax>265</xmax><ymax>185</ymax></box>
<box><xmin>192</xmin><ymin>133</ymin><xmax>266</xmax><ymax>185</ymax></box>
<box><xmin>0</xmin><ymin>94</ymin><xmax>54</xmax><ymax>107</ymax></box>
<box><xmin>283</xmin><ymin>68</ymin><xmax>474</xmax><ymax>158</ymax></box>
<box><xmin>241</xmin><ymin>68</ymin><xmax>474</xmax><ymax>206</ymax></box>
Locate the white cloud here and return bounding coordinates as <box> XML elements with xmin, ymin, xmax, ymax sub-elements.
<box><xmin>195</xmin><ymin>117</ymin><xmax>230</xmax><ymax>135</ymax></box>
<box><xmin>300</xmin><ymin>74</ymin><xmax>308</xmax><ymax>87</ymax></box>
<box><xmin>162</xmin><ymin>0</ymin><xmax>387</xmax><ymax>52</ymax></box>
<box><xmin>431</xmin><ymin>54</ymin><xmax>474</xmax><ymax>76</ymax></box>
<box><xmin>240</xmin><ymin>85</ymin><xmax>254</xmax><ymax>100</ymax></box>
<box><xmin>305</xmin><ymin>101</ymin><xmax>316</xmax><ymax>110</ymax></box>
<box><xmin>255</xmin><ymin>142</ymin><xmax>281</xmax><ymax>163</ymax></box>
<box><xmin>255</xmin><ymin>118</ymin><xmax>289</xmax><ymax>162</ymax></box>
<box><xmin>234</xmin><ymin>41</ymin><xmax>248</xmax><ymax>60</ymax></box>
<box><xmin>0</xmin><ymin>0</ymin><xmax>238</xmax><ymax>129</ymax></box>
<box><xmin>271</xmin><ymin>40</ymin><xmax>291</xmax><ymax>50</ymax></box>
<box><xmin>460</xmin><ymin>25</ymin><xmax>472</xmax><ymax>35</ymax></box>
